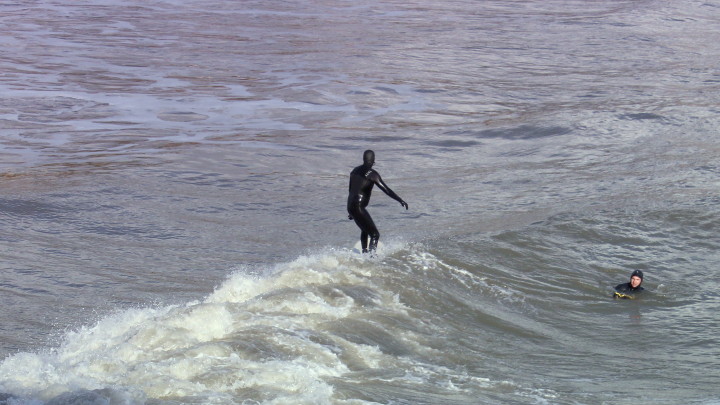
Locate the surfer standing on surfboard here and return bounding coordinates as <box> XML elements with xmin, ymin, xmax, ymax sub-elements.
<box><xmin>347</xmin><ymin>150</ymin><xmax>408</xmax><ymax>253</ymax></box>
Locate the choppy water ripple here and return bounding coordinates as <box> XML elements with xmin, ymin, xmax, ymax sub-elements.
<box><xmin>2</xmin><ymin>0</ymin><xmax>720</xmax><ymax>403</ymax></box>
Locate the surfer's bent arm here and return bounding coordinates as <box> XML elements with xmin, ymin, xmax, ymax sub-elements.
<box><xmin>347</xmin><ymin>177</ymin><xmax>354</xmax><ymax>220</ymax></box>
<box><xmin>371</xmin><ymin>172</ymin><xmax>408</xmax><ymax>209</ymax></box>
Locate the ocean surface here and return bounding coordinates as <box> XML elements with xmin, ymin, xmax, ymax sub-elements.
<box><xmin>1</xmin><ymin>0</ymin><xmax>719</xmax><ymax>404</ymax></box>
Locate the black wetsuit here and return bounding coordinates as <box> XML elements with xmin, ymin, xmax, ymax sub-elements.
<box><xmin>347</xmin><ymin>164</ymin><xmax>406</xmax><ymax>253</ymax></box>
<box><xmin>614</xmin><ymin>283</ymin><xmax>644</xmax><ymax>299</ymax></box>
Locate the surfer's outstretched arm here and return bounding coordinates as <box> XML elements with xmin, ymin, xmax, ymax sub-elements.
<box><xmin>371</xmin><ymin>172</ymin><xmax>408</xmax><ymax>210</ymax></box>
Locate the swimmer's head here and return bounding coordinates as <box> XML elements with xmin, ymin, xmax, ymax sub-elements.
<box><xmin>630</xmin><ymin>270</ymin><xmax>643</xmax><ymax>288</ymax></box>
<box><xmin>363</xmin><ymin>150</ymin><xmax>375</xmax><ymax>167</ymax></box>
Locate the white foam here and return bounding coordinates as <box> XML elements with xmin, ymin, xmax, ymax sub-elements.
<box><xmin>0</xmin><ymin>248</ymin><xmax>412</xmax><ymax>403</ymax></box>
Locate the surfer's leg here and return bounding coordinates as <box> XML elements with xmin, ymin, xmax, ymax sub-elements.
<box><xmin>361</xmin><ymin>213</ymin><xmax>380</xmax><ymax>253</ymax></box>
<box><xmin>353</xmin><ymin>208</ymin><xmax>378</xmax><ymax>254</ymax></box>
<box><xmin>349</xmin><ymin>203</ymin><xmax>366</xmax><ymax>251</ymax></box>
<box><xmin>368</xmin><ymin>228</ymin><xmax>379</xmax><ymax>252</ymax></box>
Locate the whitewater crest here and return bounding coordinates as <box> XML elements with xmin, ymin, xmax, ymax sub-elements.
<box><xmin>0</xmin><ymin>246</ymin><xmax>419</xmax><ymax>404</ymax></box>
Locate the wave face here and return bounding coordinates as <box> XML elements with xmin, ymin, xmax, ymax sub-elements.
<box><xmin>0</xmin><ymin>243</ymin><xmax>531</xmax><ymax>404</ymax></box>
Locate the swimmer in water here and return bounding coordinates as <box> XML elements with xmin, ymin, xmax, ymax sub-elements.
<box><xmin>347</xmin><ymin>150</ymin><xmax>408</xmax><ymax>253</ymax></box>
<box><xmin>614</xmin><ymin>270</ymin><xmax>645</xmax><ymax>299</ymax></box>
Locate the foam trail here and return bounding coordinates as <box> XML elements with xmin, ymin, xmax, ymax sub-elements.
<box><xmin>0</xmin><ymin>247</ymin><xmax>410</xmax><ymax>404</ymax></box>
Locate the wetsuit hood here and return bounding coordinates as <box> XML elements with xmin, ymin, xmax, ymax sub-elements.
<box><xmin>363</xmin><ymin>150</ymin><xmax>375</xmax><ymax>167</ymax></box>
